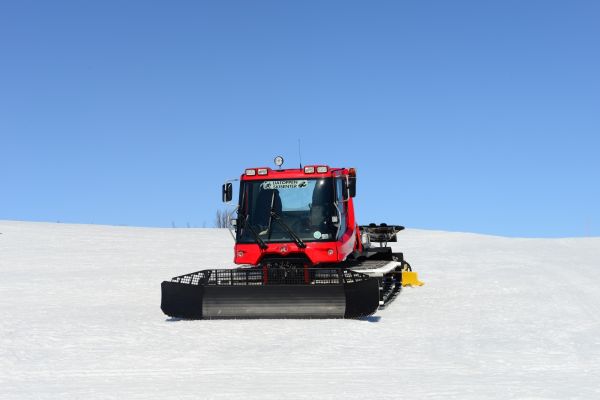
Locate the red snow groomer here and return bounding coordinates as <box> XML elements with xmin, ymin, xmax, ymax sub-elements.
<box><xmin>161</xmin><ymin>158</ymin><xmax>422</xmax><ymax>319</ymax></box>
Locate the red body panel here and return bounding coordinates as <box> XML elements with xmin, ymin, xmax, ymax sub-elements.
<box><xmin>233</xmin><ymin>165</ymin><xmax>358</xmax><ymax>266</ymax></box>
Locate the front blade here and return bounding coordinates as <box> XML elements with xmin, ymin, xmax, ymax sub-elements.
<box><xmin>161</xmin><ymin>268</ymin><xmax>379</xmax><ymax>319</ymax></box>
<box><xmin>161</xmin><ymin>280</ymin><xmax>204</xmax><ymax>319</ymax></box>
<box><xmin>203</xmin><ymin>285</ymin><xmax>346</xmax><ymax>319</ymax></box>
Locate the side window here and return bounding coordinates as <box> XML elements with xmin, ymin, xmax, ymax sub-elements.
<box><xmin>335</xmin><ymin>178</ymin><xmax>343</xmax><ymax>202</ymax></box>
<box><xmin>335</xmin><ymin>178</ymin><xmax>347</xmax><ymax>237</ymax></box>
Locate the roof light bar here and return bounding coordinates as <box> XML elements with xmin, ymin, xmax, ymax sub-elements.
<box><xmin>245</xmin><ymin>169</ymin><xmax>256</xmax><ymax>176</ymax></box>
<box><xmin>304</xmin><ymin>166</ymin><xmax>315</xmax><ymax>174</ymax></box>
<box><xmin>257</xmin><ymin>168</ymin><xmax>268</xmax><ymax>175</ymax></box>
<box><xmin>316</xmin><ymin>166</ymin><xmax>328</xmax><ymax>173</ymax></box>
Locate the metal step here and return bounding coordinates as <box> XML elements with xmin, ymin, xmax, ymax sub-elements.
<box><xmin>347</xmin><ymin>259</ymin><xmax>400</xmax><ymax>277</ymax></box>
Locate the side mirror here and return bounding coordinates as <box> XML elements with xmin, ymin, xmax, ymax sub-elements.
<box><xmin>340</xmin><ymin>176</ymin><xmax>355</xmax><ymax>202</ymax></box>
<box><xmin>341</xmin><ymin>178</ymin><xmax>349</xmax><ymax>202</ymax></box>
<box><xmin>222</xmin><ymin>183</ymin><xmax>233</xmax><ymax>202</ymax></box>
<box><xmin>348</xmin><ymin>176</ymin><xmax>356</xmax><ymax>198</ymax></box>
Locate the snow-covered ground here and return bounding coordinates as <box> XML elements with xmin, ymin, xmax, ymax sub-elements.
<box><xmin>1</xmin><ymin>220</ymin><xmax>599</xmax><ymax>399</ymax></box>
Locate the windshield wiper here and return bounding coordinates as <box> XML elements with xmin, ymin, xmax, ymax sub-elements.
<box><xmin>262</xmin><ymin>191</ymin><xmax>306</xmax><ymax>248</ymax></box>
<box><xmin>240</xmin><ymin>213</ymin><xmax>268</xmax><ymax>249</ymax></box>
<box><xmin>269</xmin><ymin>210</ymin><xmax>307</xmax><ymax>248</ymax></box>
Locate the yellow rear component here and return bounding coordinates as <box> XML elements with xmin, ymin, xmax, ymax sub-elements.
<box><xmin>401</xmin><ymin>271</ymin><xmax>424</xmax><ymax>287</ymax></box>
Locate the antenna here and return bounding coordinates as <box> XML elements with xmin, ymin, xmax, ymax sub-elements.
<box><xmin>298</xmin><ymin>138</ymin><xmax>303</xmax><ymax>168</ymax></box>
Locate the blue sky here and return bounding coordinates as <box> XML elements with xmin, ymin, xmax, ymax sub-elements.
<box><xmin>1</xmin><ymin>1</ymin><xmax>598</xmax><ymax>237</ymax></box>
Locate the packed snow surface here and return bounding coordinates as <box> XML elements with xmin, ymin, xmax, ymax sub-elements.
<box><xmin>1</xmin><ymin>220</ymin><xmax>599</xmax><ymax>399</ymax></box>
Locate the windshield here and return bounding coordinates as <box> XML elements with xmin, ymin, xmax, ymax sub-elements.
<box><xmin>237</xmin><ymin>178</ymin><xmax>339</xmax><ymax>243</ymax></box>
